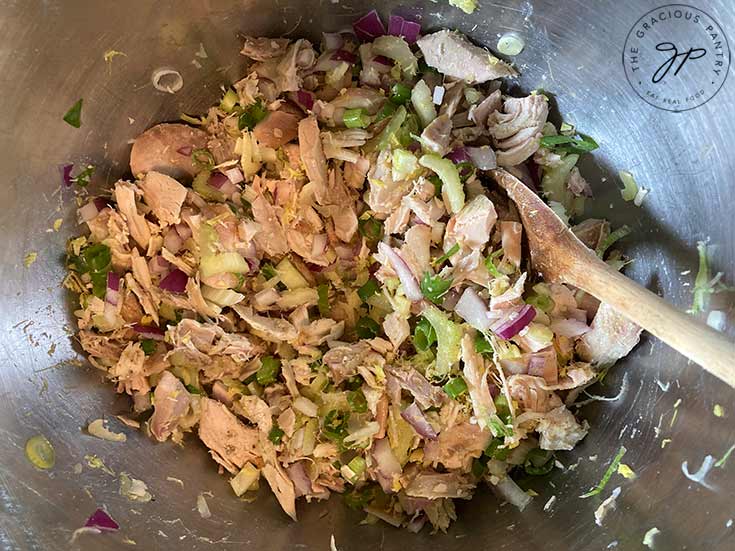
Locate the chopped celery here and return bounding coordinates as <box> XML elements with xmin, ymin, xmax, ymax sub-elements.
<box><xmin>419</xmin><ymin>154</ymin><xmax>465</xmax><ymax>214</ymax></box>
<box><xmin>618</xmin><ymin>170</ymin><xmax>638</xmax><ymax>202</ymax></box>
<box><xmin>257</xmin><ymin>356</ymin><xmax>281</xmax><ymax>386</ymax></box>
<box><xmin>596</xmin><ymin>225</ymin><xmax>631</xmax><ymax>257</ymax></box>
<box><xmin>343</xmin><ymin>108</ymin><xmax>371</xmax><ymax>129</ymax></box>
<box><xmin>421</xmin><ymin>304</ymin><xmax>462</xmax><ymax>380</ymax></box>
<box><xmin>275</xmin><ymin>258</ymin><xmax>308</xmax><ymax>289</ymax></box>
<box><xmin>238</xmin><ymin>100</ymin><xmax>267</xmax><ymax>130</ymax></box>
<box><xmin>449</xmin><ymin>0</ymin><xmax>479</xmax><ymax>14</ymax></box>
<box><xmin>391</xmin><ymin>149</ymin><xmax>419</xmax><ymax>181</ymax></box>
<box><xmin>317</xmin><ymin>284</ymin><xmax>330</xmax><ymax>316</ymax></box>
<box><xmin>192</xmin><ymin>171</ymin><xmax>226</xmax><ymax>202</ymax></box>
<box><xmin>357</xmin><ymin>279</ymin><xmax>380</xmax><ymax>302</ymax></box>
<box><xmin>347</xmin><ymin>456</ymin><xmax>367</xmax><ymax>477</ymax></box>
<box><xmin>365</xmin><ymin>105</ymin><xmax>406</xmax><ymax>152</ymax></box>
<box><xmin>541</xmin><ymin>153</ymin><xmax>578</xmax><ymax>208</ymax></box>
<box><xmin>200</xmin><ymin>252</ymin><xmax>249</xmax><ymax>278</ymax></box>
<box><xmin>192</xmin><ymin>149</ymin><xmax>215</xmax><ymax>171</ymax></box>
<box><xmin>411</xmin><ymin>80</ymin><xmax>437</xmax><ymax>128</ymax></box>
<box><xmin>372</xmin><ymin>36</ymin><xmax>418</xmax><ymax>76</ymax></box>
<box><xmin>201</xmin><ymin>285</ymin><xmax>245</xmax><ymax>307</ymax></box>
<box><xmin>219</xmin><ymin>88</ymin><xmax>239</xmax><ymax>113</ymax></box>
<box><xmin>140</xmin><ymin>339</ymin><xmax>157</xmax><ymax>356</ymax></box>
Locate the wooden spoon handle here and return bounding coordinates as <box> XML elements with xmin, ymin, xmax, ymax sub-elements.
<box><xmin>566</xmin><ymin>258</ymin><xmax>735</xmax><ymax>387</ymax></box>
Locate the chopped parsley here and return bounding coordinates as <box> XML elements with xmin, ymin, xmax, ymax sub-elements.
<box><xmin>420</xmin><ymin>272</ymin><xmax>452</xmax><ymax>304</ymax></box>
<box><xmin>63</xmin><ymin>99</ymin><xmax>83</xmax><ymax>128</ymax></box>
<box><xmin>540</xmin><ymin>133</ymin><xmax>599</xmax><ymax>155</ymax></box>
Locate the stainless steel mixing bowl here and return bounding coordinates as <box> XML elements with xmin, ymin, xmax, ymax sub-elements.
<box><xmin>1</xmin><ymin>1</ymin><xmax>733</xmax><ymax>549</ymax></box>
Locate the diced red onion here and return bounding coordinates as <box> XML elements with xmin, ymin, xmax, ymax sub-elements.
<box><xmin>407</xmin><ymin>141</ymin><xmax>421</xmax><ymax>153</ymax></box>
<box><xmin>527</xmin><ymin>352</ymin><xmax>558</xmax><ymax>384</ymax></box>
<box><xmin>176</xmin><ymin>145</ymin><xmax>193</xmax><ymax>156</ymax></box>
<box><xmin>353</xmin><ymin>9</ymin><xmax>386</xmax><ymax>42</ymax></box>
<box><xmin>454</xmin><ymin>288</ymin><xmax>492</xmax><ymax>331</ymax></box>
<box><xmin>224</xmin><ymin>167</ymin><xmax>244</xmax><ymax>185</ymax></box>
<box><xmin>400</xmin><ymin>402</ymin><xmax>438</xmax><ymax>440</ymax></box>
<box><xmin>296</xmin><ymin>90</ymin><xmax>315</xmax><ymax>110</ymax></box>
<box><xmin>93</xmin><ymin>197</ymin><xmax>108</xmax><ymax>211</ymax></box>
<box><xmin>332</xmin><ymin>49</ymin><xmax>358</xmax><ymax>64</ymax></box>
<box><xmin>149</xmin><ymin>255</ymin><xmax>171</xmax><ymax>275</ymax></box>
<box><xmin>105</xmin><ymin>272</ymin><xmax>120</xmax><ymax>308</ymax></box>
<box><xmin>371</xmin><ymin>437</ymin><xmax>402</xmax><ymax>493</ymax></box>
<box><xmin>132</xmin><ymin>323</ymin><xmax>165</xmax><ymax>341</ymax></box>
<box><xmin>550</xmin><ymin>318</ymin><xmax>590</xmax><ymax>337</ymax></box>
<box><xmin>322</xmin><ymin>32</ymin><xmax>345</xmax><ymax>51</ymax></box>
<box><xmin>60</xmin><ymin>163</ymin><xmax>74</xmax><ymax>187</ymax></box>
<box><xmin>387</xmin><ymin>15</ymin><xmax>421</xmax><ymax>43</ymax></box>
<box><xmin>494</xmin><ymin>304</ymin><xmax>536</xmax><ymax>339</ymax></box>
<box><xmin>286</xmin><ymin>461</ymin><xmax>313</xmax><ymax>498</ymax></box>
<box><xmin>163</xmin><ymin>228</ymin><xmax>183</xmax><ymax>254</ymax></box>
<box><xmin>219</xmin><ymin>180</ymin><xmax>238</xmax><ymax>196</ymax></box>
<box><xmin>378</xmin><ymin>242</ymin><xmax>422</xmax><ymax>302</ymax></box>
<box><xmin>174</xmin><ymin>222</ymin><xmax>192</xmax><ymax>241</ymax></box>
<box><xmin>446</xmin><ymin>147</ymin><xmax>470</xmax><ymax>164</ymax></box>
<box><xmin>78</xmin><ymin>201</ymin><xmax>100</xmax><ymax>223</ymax></box>
<box><xmin>208</xmin><ymin>172</ymin><xmax>228</xmax><ymax>190</ymax></box>
<box><xmin>568</xmin><ymin>308</ymin><xmax>588</xmax><ymax>323</ymax></box>
<box><xmin>373</xmin><ymin>55</ymin><xmax>393</xmax><ymax>66</ymax></box>
<box><xmin>387</xmin><ymin>15</ymin><xmax>404</xmax><ymax>36</ymax></box>
<box><xmin>466</xmin><ymin>146</ymin><xmax>497</xmax><ymax>170</ymax></box>
<box><xmin>159</xmin><ymin>268</ymin><xmax>188</xmax><ymax>293</ymax></box>
<box><xmin>84</xmin><ymin>508</ymin><xmax>119</xmax><ymax>532</ymax></box>
<box><xmin>311</xmin><ymin>233</ymin><xmax>329</xmax><ymax>257</ymax></box>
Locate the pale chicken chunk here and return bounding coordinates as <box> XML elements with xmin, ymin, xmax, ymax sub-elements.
<box><xmin>130</xmin><ymin>123</ymin><xmax>208</xmax><ymax>180</ymax></box>
<box><xmin>198</xmin><ymin>398</ymin><xmax>262</xmax><ymax>473</ymax></box>
<box><xmin>139</xmin><ymin>171</ymin><xmax>188</xmax><ymax>227</ymax></box>
<box><xmin>577</xmin><ymin>303</ymin><xmax>642</xmax><ymax>367</ymax></box>
<box><xmin>149</xmin><ymin>371</ymin><xmax>191</xmax><ymax>442</ymax></box>
<box><xmin>488</xmin><ymin>94</ymin><xmax>549</xmax><ymax>167</ymax></box>
<box><xmin>444</xmin><ymin>194</ymin><xmax>497</xmax><ymax>251</ymax></box>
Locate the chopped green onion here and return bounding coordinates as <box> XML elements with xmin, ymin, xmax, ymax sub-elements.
<box><xmin>526</xmin><ymin>293</ymin><xmax>554</xmax><ymax>313</ymax></box>
<box><xmin>596</xmin><ymin>225</ymin><xmax>631</xmax><ymax>258</ymax></box>
<box><xmin>474</xmin><ymin>333</ymin><xmax>494</xmax><ymax>356</ymax></box>
<box><xmin>394</xmin><ymin>113</ymin><xmax>419</xmax><ymax>148</ymax></box>
<box><xmin>219</xmin><ymin>88</ymin><xmax>239</xmax><ymax>113</ymax></box>
<box><xmin>323</xmin><ymin>409</ymin><xmax>350</xmax><ymax>442</ymax></box>
<box><xmin>71</xmin><ymin>243</ymin><xmax>112</xmax><ymax>298</ymax></box>
<box><xmin>419</xmin><ymin>154</ymin><xmax>465</xmax><ymax>214</ymax></box>
<box><xmin>483</xmin><ymin>437</ymin><xmax>510</xmax><ymax>461</ymax></box>
<box><xmin>356</xmin><ymin>317</ymin><xmax>381</xmax><ymax>339</ymax></box>
<box><xmin>428</xmin><ymin>174</ymin><xmax>442</xmax><ymax>196</ymax></box>
<box><xmin>25</xmin><ymin>435</ymin><xmax>55</xmax><ymax>469</ymax></box>
<box><xmin>540</xmin><ymin>133</ymin><xmax>599</xmax><ymax>155</ymax></box>
<box><xmin>485</xmin><ymin>248</ymin><xmax>504</xmax><ymax>278</ymax></box>
<box><xmin>343</xmin><ymin>108</ymin><xmax>371</xmax><ymax>129</ymax></box>
<box><xmin>358</xmin><ymin>215</ymin><xmax>383</xmax><ymax>241</ymax></box>
<box><xmin>257</xmin><ymin>356</ymin><xmax>281</xmax><ymax>386</ymax></box>
<box><xmin>185</xmin><ymin>384</ymin><xmax>201</xmax><ymax>395</ymax></box>
<box><xmin>63</xmin><ymin>99</ymin><xmax>83</xmax><ymax>128</ymax></box>
<box><xmin>347</xmin><ymin>456</ymin><xmax>367</xmax><ymax>478</ymax></box>
<box><xmin>494</xmin><ymin>394</ymin><xmax>511</xmax><ymax>421</ymax></box>
<box><xmin>268</xmin><ymin>423</ymin><xmax>285</xmax><ymax>444</ymax></box>
<box><xmin>471</xmin><ymin>458</ymin><xmax>487</xmax><ymax>478</ymax></box>
<box><xmin>413</xmin><ymin>317</ymin><xmax>437</xmax><ymax>352</ymax></box>
<box><xmin>366</xmin><ymin>105</ymin><xmax>406</xmax><ymax>152</ymax></box>
<box><xmin>496</xmin><ymin>32</ymin><xmax>525</xmax><ymax>56</ymax></box>
<box><xmin>347</xmin><ymin>389</ymin><xmax>368</xmax><ymax>413</ymax></box>
<box><xmin>317</xmin><ymin>284</ymin><xmax>330</xmax><ymax>316</ymax></box>
<box><xmin>374</xmin><ymin>102</ymin><xmax>397</xmax><ymax>123</ymax></box>
<box><xmin>488</xmin><ymin>415</ymin><xmax>514</xmax><ymax>437</ymax></box>
<box><xmin>140</xmin><ymin>339</ymin><xmax>157</xmax><ymax>356</ymax></box>
<box><xmin>420</xmin><ymin>272</ymin><xmax>452</xmax><ymax>304</ymax></box>
<box><xmin>389</xmin><ymin>82</ymin><xmax>411</xmax><ymax>105</ymax></box>
<box><xmin>72</xmin><ymin>165</ymin><xmax>95</xmax><ymax>187</ymax></box>
<box><xmin>580</xmin><ymin>445</ymin><xmax>626</xmax><ymax>498</ymax></box>
<box><xmin>524</xmin><ymin>448</ymin><xmax>555</xmax><ymax>476</ymax></box>
<box><xmin>181</xmin><ymin>113</ymin><xmax>205</xmax><ymax>125</ymax></box>
<box><xmin>432</xmin><ymin>243</ymin><xmax>460</xmax><ymax>267</ymax></box>
<box><xmin>618</xmin><ymin>170</ymin><xmax>638</xmax><ymax>202</ymax></box>
<box><xmin>357</xmin><ymin>279</ymin><xmax>380</xmax><ymax>302</ymax></box>
<box><xmin>191</xmin><ymin>149</ymin><xmax>215</xmax><ymax>171</ymax></box>
<box><xmin>238</xmin><ymin>100</ymin><xmax>268</xmax><ymax>130</ymax></box>
<box><xmin>442</xmin><ymin>377</ymin><xmax>468</xmax><ymax>399</ymax></box>
<box><xmin>261</xmin><ymin>263</ymin><xmax>278</xmax><ymax>280</ymax></box>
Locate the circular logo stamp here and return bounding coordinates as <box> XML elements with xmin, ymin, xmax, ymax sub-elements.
<box><xmin>623</xmin><ymin>4</ymin><xmax>730</xmax><ymax>112</ymax></box>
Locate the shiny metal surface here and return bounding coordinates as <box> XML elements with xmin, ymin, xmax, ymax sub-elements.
<box><xmin>1</xmin><ymin>1</ymin><xmax>733</xmax><ymax>549</ymax></box>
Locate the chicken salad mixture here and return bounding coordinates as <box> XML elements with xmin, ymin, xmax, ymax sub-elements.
<box><xmin>65</xmin><ymin>12</ymin><xmax>642</xmax><ymax>532</ymax></box>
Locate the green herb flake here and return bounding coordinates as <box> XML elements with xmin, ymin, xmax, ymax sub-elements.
<box><xmin>357</xmin><ymin>279</ymin><xmax>379</xmax><ymax>302</ymax></box>
<box><xmin>413</xmin><ymin>317</ymin><xmax>437</xmax><ymax>352</ymax></box>
<box><xmin>268</xmin><ymin>423</ymin><xmax>285</xmax><ymax>445</ymax></box>
<box><xmin>322</xmin><ymin>409</ymin><xmax>350</xmax><ymax>443</ymax></box>
<box><xmin>63</xmin><ymin>99</ymin><xmax>83</xmax><ymax>128</ymax></box>
<box><xmin>432</xmin><ymin>243</ymin><xmax>460</xmax><ymax>267</ymax></box>
<box><xmin>524</xmin><ymin>448</ymin><xmax>555</xmax><ymax>476</ymax></box>
<box><xmin>72</xmin><ymin>165</ymin><xmax>96</xmax><ymax>187</ymax></box>
<box><xmin>442</xmin><ymin>377</ymin><xmax>468</xmax><ymax>399</ymax></box>
<box><xmin>238</xmin><ymin>100</ymin><xmax>268</xmax><ymax>130</ymax></box>
<box><xmin>474</xmin><ymin>333</ymin><xmax>494</xmax><ymax>356</ymax></box>
<box><xmin>420</xmin><ymin>272</ymin><xmax>452</xmax><ymax>304</ymax></box>
<box><xmin>358</xmin><ymin>215</ymin><xmax>383</xmax><ymax>242</ymax></box>
<box><xmin>317</xmin><ymin>284</ymin><xmax>330</xmax><ymax>317</ymax></box>
<box><xmin>714</xmin><ymin>404</ymin><xmax>725</xmax><ymax>418</ymax></box>
<box><xmin>347</xmin><ymin>389</ymin><xmax>368</xmax><ymax>413</ymax></box>
<box><xmin>257</xmin><ymin>356</ymin><xmax>281</xmax><ymax>386</ymax></box>
<box><xmin>261</xmin><ymin>263</ymin><xmax>278</xmax><ymax>280</ymax></box>
<box><xmin>140</xmin><ymin>339</ymin><xmax>157</xmax><ymax>356</ymax></box>
<box><xmin>540</xmin><ymin>133</ymin><xmax>599</xmax><ymax>155</ymax></box>
<box><xmin>580</xmin><ymin>445</ymin><xmax>626</xmax><ymax>498</ymax></box>
<box><xmin>596</xmin><ymin>225</ymin><xmax>631</xmax><ymax>258</ymax></box>
<box><xmin>355</xmin><ymin>317</ymin><xmax>381</xmax><ymax>339</ymax></box>
<box><xmin>485</xmin><ymin>249</ymin><xmax>504</xmax><ymax>278</ymax></box>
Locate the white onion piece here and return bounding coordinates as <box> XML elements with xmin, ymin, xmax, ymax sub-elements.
<box><xmin>466</xmin><ymin>146</ymin><xmax>497</xmax><ymax>170</ymax></box>
<box><xmin>550</xmin><ymin>318</ymin><xmax>590</xmax><ymax>337</ymax></box>
<box><xmin>175</xmin><ymin>222</ymin><xmax>192</xmax><ymax>241</ymax></box>
<box><xmin>151</xmin><ymin>67</ymin><xmax>183</xmax><ymax>94</ymax></box>
<box><xmin>497</xmin><ymin>32</ymin><xmax>525</xmax><ymax>56</ymax></box>
<box><xmin>293</xmin><ymin>396</ymin><xmax>318</xmax><ymax>417</ymax></box>
<box><xmin>493</xmin><ymin>476</ymin><xmax>532</xmax><ymax>511</ymax></box>
<box><xmin>454</xmin><ymin>288</ymin><xmax>491</xmax><ymax>331</ymax></box>
<box><xmin>163</xmin><ymin>229</ymin><xmax>183</xmax><ymax>254</ymax></box>
<box><xmin>378</xmin><ymin>242</ymin><xmax>422</xmax><ymax>302</ymax></box>
<box><xmin>224</xmin><ymin>167</ymin><xmax>244</xmax><ymax>184</ymax></box>
<box><xmin>78</xmin><ymin>201</ymin><xmax>99</xmax><ymax>222</ymax></box>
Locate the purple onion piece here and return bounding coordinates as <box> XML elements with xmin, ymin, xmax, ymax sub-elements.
<box><xmin>159</xmin><ymin>268</ymin><xmax>188</xmax><ymax>293</ymax></box>
<box><xmin>400</xmin><ymin>402</ymin><xmax>438</xmax><ymax>440</ymax></box>
<box><xmin>322</xmin><ymin>32</ymin><xmax>345</xmax><ymax>51</ymax></box>
<box><xmin>332</xmin><ymin>49</ymin><xmax>358</xmax><ymax>64</ymax></box>
<box><xmin>400</xmin><ymin>20</ymin><xmax>421</xmax><ymax>44</ymax></box>
<box><xmin>84</xmin><ymin>508</ymin><xmax>119</xmax><ymax>532</ymax></box>
<box><xmin>132</xmin><ymin>323</ymin><xmax>165</xmax><ymax>340</ymax></box>
<box><xmin>297</xmin><ymin>90</ymin><xmax>315</xmax><ymax>110</ymax></box>
<box><xmin>446</xmin><ymin>147</ymin><xmax>470</xmax><ymax>164</ymax></box>
<box><xmin>176</xmin><ymin>145</ymin><xmax>193</xmax><ymax>156</ymax></box>
<box><xmin>373</xmin><ymin>55</ymin><xmax>393</xmax><ymax>66</ymax></box>
<box><xmin>377</xmin><ymin>242</ymin><xmax>422</xmax><ymax>302</ymax></box>
<box><xmin>60</xmin><ymin>163</ymin><xmax>74</xmax><ymax>187</ymax></box>
<box><xmin>208</xmin><ymin>172</ymin><xmax>228</xmax><ymax>190</ymax></box>
<box><xmin>387</xmin><ymin>15</ymin><xmax>404</xmax><ymax>35</ymax></box>
<box><xmin>353</xmin><ymin>9</ymin><xmax>386</xmax><ymax>42</ymax></box>
<box><xmin>93</xmin><ymin>197</ymin><xmax>108</xmax><ymax>211</ymax></box>
<box><xmin>494</xmin><ymin>304</ymin><xmax>536</xmax><ymax>339</ymax></box>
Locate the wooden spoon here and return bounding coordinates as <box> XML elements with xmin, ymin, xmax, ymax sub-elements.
<box><xmin>491</xmin><ymin>168</ymin><xmax>735</xmax><ymax>387</ymax></box>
